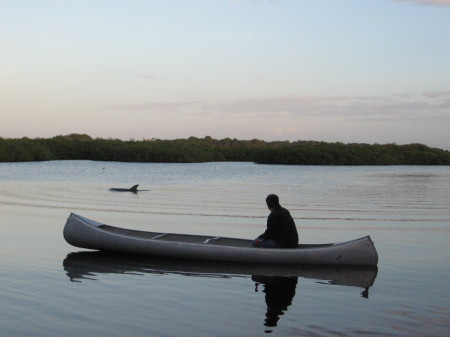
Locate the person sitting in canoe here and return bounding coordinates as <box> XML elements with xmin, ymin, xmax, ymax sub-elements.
<box><xmin>253</xmin><ymin>194</ymin><xmax>299</xmax><ymax>248</ymax></box>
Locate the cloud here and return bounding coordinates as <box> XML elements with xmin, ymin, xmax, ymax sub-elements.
<box><xmin>392</xmin><ymin>0</ymin><xmax>450</xmax><ymax>6</ymax></box>
<box><xmin>242</xmin><ymin>0</ymin><xmax>450</xmax><ymax>5</ymax></box>
<box><xmin>103</xmin><ymin>99</ymin><xmax>214</xmax><ymax>114</ymax></box>
<box><xmin>422</xmin><ymin>90</ymin><xmax>450</xmax><ymax>98</ymax></box>
<box><xmin>102</xmin><ymin>92</ymin><xmax>450</xmax><ymax>122</ymax></box>
<box><xmin>328</xmin><ymin>95</ymin><xmax>449</xmax><ymax>122</ymax></box>
<box><xmin>135</xmin><ymin>74</ymin><xmax>157</xmax><ymax>80</ymax></box>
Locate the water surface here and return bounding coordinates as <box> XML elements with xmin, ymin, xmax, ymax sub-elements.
<box><xmin>1</xmin><ymin>161</ymin><xmax>449</xmax><ymax>336</ymax></box>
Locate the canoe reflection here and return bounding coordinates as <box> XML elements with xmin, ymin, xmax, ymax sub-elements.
<box><xmin>64</xmin><ymin>251</ymin><xmax>376</xmax><ymax>285</ymax></box>
<box><xmin>63</xmin><ymin>251</ymin><xmax>377</xmax><ymax>288</ymax></box>
<box><xmin>63</xmin><ymin>252</ymin><xmax>377</xmax><ymax>331</ymax></box>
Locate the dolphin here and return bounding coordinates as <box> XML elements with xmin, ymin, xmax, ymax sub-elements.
<box><xmin>109</xmin><ymin>184</ymin><xmax>141</xmax><ymax>193</ymax></box>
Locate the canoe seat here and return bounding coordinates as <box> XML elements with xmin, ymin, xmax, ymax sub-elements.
<box><xmin>203</xmin><ymin>237</ymin><xmax>221</xmax><ymax>244</ymax></box>
<box><xmin>151</xmin><ymin>233</ymin><xmax>168</xmax><ymax>240</ymax></box>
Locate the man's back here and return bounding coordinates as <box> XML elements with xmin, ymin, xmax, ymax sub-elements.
<box><xmin>265</xmin><ymin>207</ymin><xmax>299</xmax><ymax>248</ymax></box>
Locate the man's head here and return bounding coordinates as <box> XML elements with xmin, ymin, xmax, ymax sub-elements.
<box><xmin>266</xmin><ymin>194</ymin><xmax>280</xmax><ymax>210</ymax></box>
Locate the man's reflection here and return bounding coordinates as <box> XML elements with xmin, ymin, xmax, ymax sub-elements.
<box><xmin>252</xmin><ymin>275</ymin><xmax>298</xmax><ymax>331</ymax></box>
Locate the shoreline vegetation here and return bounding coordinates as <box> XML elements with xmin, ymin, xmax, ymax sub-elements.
<box><xmin>0</xmin><ymin>134</ymin><xmax>449</xmax><ymax>165</ymax></box>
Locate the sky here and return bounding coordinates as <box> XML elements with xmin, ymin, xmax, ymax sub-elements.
<box><xmin>1</xmin><ymin>0</ymin><xmax>449</xmax><ymax>149</ymax></box>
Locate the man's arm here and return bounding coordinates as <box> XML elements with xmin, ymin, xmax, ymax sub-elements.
<box><xmin>258</xmin><ymin>211</ymin><xmax>278</xmax><ymax>240</ymax></box>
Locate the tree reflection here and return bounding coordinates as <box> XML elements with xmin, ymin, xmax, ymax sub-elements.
<box><xmin>252</xmin><ymin>275</ymin><xmax>298</xmax><ymax>332</ymax></box>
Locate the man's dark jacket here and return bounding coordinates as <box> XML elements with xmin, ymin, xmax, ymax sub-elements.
<box><xmin>259</xmin><ymin>206</ymin><xmax>298</xmax><ymax>248</ymax></box>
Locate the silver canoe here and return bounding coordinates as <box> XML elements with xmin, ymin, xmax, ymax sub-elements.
<box><xmin>63</xmin><ymin>213</ymin><xmax>379</xmax><ymax>266</ymax></box>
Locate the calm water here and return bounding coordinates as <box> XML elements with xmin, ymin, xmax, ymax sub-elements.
<box><xmin>0</xmin><ymin>161</ymin><xmax>449</xmax><ymax>336</ymax></box>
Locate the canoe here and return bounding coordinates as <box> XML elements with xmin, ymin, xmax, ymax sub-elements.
<box><xmin>63</xmin><ymin>213</ymin><xmax>379</xmax><ymax>266</ymax></box>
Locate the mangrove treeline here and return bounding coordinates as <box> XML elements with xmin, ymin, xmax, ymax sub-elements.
<box><xmin>1</xmin><ymin>134</ymin><xmax>449</xmax><ymax>165</ymax></box>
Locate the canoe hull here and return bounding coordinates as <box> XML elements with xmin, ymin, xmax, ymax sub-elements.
<box><xmin>63</xmin><ymin>213</ymin><xmax>378</xmax><ymax>266</ymax></box>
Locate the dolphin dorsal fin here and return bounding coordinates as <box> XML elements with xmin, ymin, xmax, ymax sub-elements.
<box><xmin>130</xmin><ymin>184</ymin><xmax>139</xmax><ymax>192</ymax></box>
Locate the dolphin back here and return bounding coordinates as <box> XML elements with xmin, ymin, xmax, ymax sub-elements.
<box><xmin>109</xmin><ymin>184</ymin><xmax>140</xmax><ymax>192</ymax></box>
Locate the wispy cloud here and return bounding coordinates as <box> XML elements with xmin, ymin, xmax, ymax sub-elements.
<box><xmin>135</xmin><ymin>73</ymin><xmax>157</xmax><ymax>80</ymax></box>
<box><xmin>392</xmin><ymin>0</ymin><xmax>450</xmax><ymax>6</ymax></box>
<box><xmin>422</xmin><ymin>90</ymin><xmax>450</xmax><ymax>98</ymax></box>
<box><xmin>102</xmin><ymin>91</ymin><xmax>450</xmax><ymax>122</ymax></box>
<box><xmin>240</xmin><ymin>0</ymin><xmax>450</xmax><ymax>5</ymax></box>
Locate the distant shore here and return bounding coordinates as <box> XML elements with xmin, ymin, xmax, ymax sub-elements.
<box><xmin>1</xmin><ymin>134</ymin><xmax>449</xmax><ymax>165</ymax></box>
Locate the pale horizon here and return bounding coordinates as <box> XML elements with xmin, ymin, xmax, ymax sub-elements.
<box><xmin>1</xmin><ymin>0</ymin><xmax>449</xmax><ymax>150</ymax></box>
